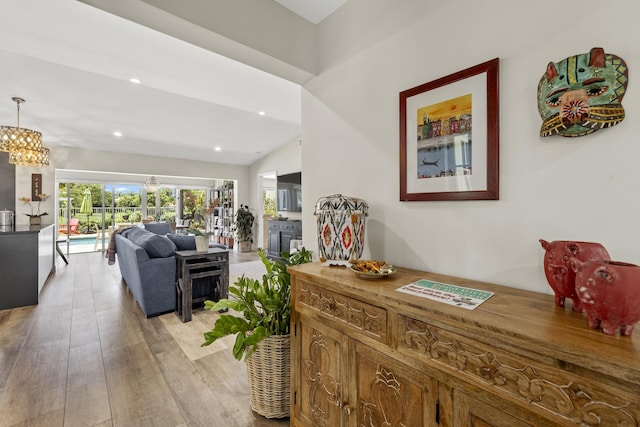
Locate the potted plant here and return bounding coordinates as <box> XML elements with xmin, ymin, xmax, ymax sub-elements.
<box><xmin>234</xmin><ymin>204</ymin><xmax>255</xmax><ymax>253</ymax></box>
<box><xmin>186</xmin><ymin>227</ymin><xmax>214</xmax><ymax>252</ymax></box>
<box><xmin>18</xmin><ymin>193</ymin><xmax>50</xmax><ymax>225</ymax></box>
<box><xmin>202</xmin><ymin>247</ymin><xmax>313</xmax><ymax>418</ymax></box>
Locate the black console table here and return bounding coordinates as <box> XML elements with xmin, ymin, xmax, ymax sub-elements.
<box><xmin>175</xmin><ymin>248</ymin><xmax>229</xmax><ymax>322</ymax></box>
<box><xmin>0</xmin><ymin>223</ymin><xmax>55</xmax><ymax>309</ymax></box>
<box><xmin>267</xmin><ymin>219</ymin><xmax>302</xmax><ymax>259</ymax></box>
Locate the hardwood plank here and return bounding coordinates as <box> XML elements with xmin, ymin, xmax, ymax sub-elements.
<box><xmin>0</xmin><ymin>338</ymin><xmax>69</xmax><ymax>426</ymax></box>
<box><xmin>69</xmin><ymin>285</ymin><xmax>101</xmax><ymax>350</ymax></box>
<box><xmin>102</xmin><ymin>342</ymin><xmax>186</xmax><ymax>427</ymax></box>
<box><xmin>64</xmin><ymin>341</ymin><xmax>111</xmax><ymax>427</ymax></box>
<box><xmin>153</xmin><ymin>343</ymin><xmax>229</xmax><ymax>426</ymax></box>
<box><xmin>0</xmin><ymin>251</ymin><xmax>290</xmax><ymax>427</ymax></box>
<box><xmin>2</xmin><ymin>408</ymin><xmax>65</xmax><ymax>427</ymax></box>
<box><xmin>195</xmin><ymin>350</ymin><xmax>290</xmax><ymax>427</ymax></box>
<box><xmin>22</xmin><ymin>304</ymin><xmax>72</xmax><ymax>347</ymax></box>
<box><xmin>96</xmin><ymin>307</ymin><xmax>145</xmax><ymax>350</ymax></box>
<box><xmin>0</xmin><ymin>306</ymin><xmax>36</xmax><ymax>393</ymax></box>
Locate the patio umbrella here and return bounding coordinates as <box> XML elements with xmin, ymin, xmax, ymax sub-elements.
<box><xmin>80</xmin><ymin>188</ymin><xmax>93</xmax><ymax>233</ymax></box>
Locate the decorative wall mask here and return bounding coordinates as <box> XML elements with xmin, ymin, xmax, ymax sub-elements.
<box><xmin>537</xmin><ymin>47</ymin><xmax>628</xmax><ymax>137</ymax></box>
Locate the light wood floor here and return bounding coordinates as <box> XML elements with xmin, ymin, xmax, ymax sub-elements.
<box><xmin>0</xmin><ymin>250</ymin><xmax>290</xmax><ymax>427</ymax></box>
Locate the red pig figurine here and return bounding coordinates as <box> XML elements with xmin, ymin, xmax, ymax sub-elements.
<box><xmin>539</xmin><ymin>240</ymin><xmax>610</xmax><ymax>312</ymax></box>
<box><xmin>570</xmin><ymin>258</ymin><xmax>640</xmax><ymax>336</ymax></box>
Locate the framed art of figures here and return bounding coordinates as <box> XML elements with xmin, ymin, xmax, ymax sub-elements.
<box><xmin>31</xmin><ymin>173</ymin><xmax>42</xmax><ymax>201</ymax></box>
<box><xmin>400</xmin><ymin>58</ymin><xmax>499</xmax><ymax>201</ymax></box>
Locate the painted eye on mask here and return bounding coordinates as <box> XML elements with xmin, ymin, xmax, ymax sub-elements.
<box><xmin>546</xmin><ymin>95</ymin><xmax>562</xmax><ymax>107</ymax></box>
<box><xmin>586</xmin><ymin>85</ymin><xmax>608</xmax><ymax>97</ymax></box>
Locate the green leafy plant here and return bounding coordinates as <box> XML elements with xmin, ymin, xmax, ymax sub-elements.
<box><xmin>234</xmin><ymin>204</ymin><xmax>255</xmax><ymax>243</ymax></box>
<box><xmin>202</xmin><ymin>247</ymin><xmax>313</xmax><ymax>361</ymax></box>
<box><xmin>263</xmin><ymin>192</ymin><xmax>276</xmax><ymax>217</ymax></box>
<box><xmin>186</xmin><ymin>227</ymin><xmax>213</xmax><ymax>237</ymax></box>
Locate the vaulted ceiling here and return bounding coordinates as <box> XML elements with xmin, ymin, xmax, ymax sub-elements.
<box><xmin>0</xmin><ymin>0</ymin><xmax>347</xmax><ymax>165</ymax></box>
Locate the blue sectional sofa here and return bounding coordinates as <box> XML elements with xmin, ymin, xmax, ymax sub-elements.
<box><xmin>115</xmin><ymin>227</ymin><xmax>178</xmax><ymax>317</ymax></box>
<box><xmin>114</xmin><ymin>223</ymin><xmax>228</xmax><ymax>317</ymax></box>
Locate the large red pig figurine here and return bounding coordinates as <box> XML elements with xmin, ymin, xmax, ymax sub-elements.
<box><xmin>539</xmin><ymin>240</ymin><xmax>610</xmax><ymax>312</ymax></box>
<box><xmin>570</xmin><ymin>259</ymin><xmax>640</xmax><ymax>336</ymax></box>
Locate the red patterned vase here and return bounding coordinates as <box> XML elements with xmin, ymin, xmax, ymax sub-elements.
<box><xmin>570</xmin><ymin>259</ymin><xmax>640</xmax><ymax>336</ymax></box>
<box><xmin>539</xmin><ymin>239</ymin><xmax>610</xmax><ymax>312</ymax></box>
<box><xmin>314</xmin><ymin>194</ymin><xmax>368</xmax><ymax>261</ymax></box>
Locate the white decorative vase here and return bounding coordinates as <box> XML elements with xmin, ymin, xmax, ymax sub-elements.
<box><xmin>314</xmin><ymin>194</ymin><xmax>368</xmax><ymax>261</ymax></box>
<box><xmin>194</xmin><ymin>235</ymin><xmax>209</xmax><ymax>252</ymax></box>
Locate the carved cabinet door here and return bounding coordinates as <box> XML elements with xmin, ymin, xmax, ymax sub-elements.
<box><xmin>453</xmin><ymin>391</ymin><xmax>537</xmax><ymax>427</ymax></box>
<box><xmin>294</xmin><ymin>317</ymin><xmax>348</xmax><ymax>427</ymax></box>
<box><xmin>355</xmin><ymin>342</ymin><xmax>438</xmax><ymax>427</ymax></box>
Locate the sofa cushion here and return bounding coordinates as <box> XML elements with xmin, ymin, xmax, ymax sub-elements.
<box><xmin>166</xmin><ymin>233</ymin><xmax>196</xmax><ymax>250</ymax></box>
<box><xmin>128</xmin><ymin>228</ymin><xmax>176</xmax><ymax>258</ymax></box>
<box><xmin>120</xmin><ymin>225</ymin><xmax>143</xmax><ymax>238</ymax></box>
<box><xmin>144</xmin><ymin>222</ymin><xmax>173</xmax><ymax>235</ymax></box>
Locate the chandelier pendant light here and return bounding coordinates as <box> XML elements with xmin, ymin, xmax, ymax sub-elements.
<box><xmin>9</xmin><ymin>146</ymin><xmax>50</xmax><ymax>166</ymax></box>
<box><xmin>145</xmin><ymin>176</ymin><xmax>161</xmax><ymax>192</ymax></box>
<box><xmin>0</xmin><ymin>97</ymin><xmax>49</xmax><ymax>167</ymax></box>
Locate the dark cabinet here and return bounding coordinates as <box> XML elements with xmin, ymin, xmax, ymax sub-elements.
<box><xmin>268</xmin><ymin>226</ymin><xmax>280</xmax><ymax>258</ymax></box>
<box><xmin>267</xmin><ymin>220</ymin><xmax>301</xmax><ymax>259</ymax></box>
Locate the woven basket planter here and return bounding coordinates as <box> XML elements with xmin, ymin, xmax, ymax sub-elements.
<box><xmin>245</xmin><ymin>334</ymin><xmax>291</xmax><ymax>418</ymax></box>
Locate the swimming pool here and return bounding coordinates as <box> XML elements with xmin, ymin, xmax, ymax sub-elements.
<box><xmin>63</xmin><ymin>237</ymin><xmax>105</xmax><ymax>246</ymax></box>
<box><xmin>67</xmin><ymin>237</ymin><xmax>90</xmax><ymax>246</ymax></box>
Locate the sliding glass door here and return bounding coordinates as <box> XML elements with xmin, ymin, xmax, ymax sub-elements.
<box><xmin>57</xmin><ymin>182</ymin><xmax>180</xmax><ymax>256</ymax></box>
<box><xmin>57</xmin><ymin>182</ymin><xmax>143</xmax><ymax>255</ymax></box>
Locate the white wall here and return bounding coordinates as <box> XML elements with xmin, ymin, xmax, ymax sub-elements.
<box><xmin>249</xmin><ymin>138</ymin><xmax>302</xmax><ymax>219</ymax></box>
<box><xmin>301</xmin><ymin>0</ymin><xmax>640</xmax><ymax>294</ymax></box>
<box><xmin>249</xmin><ymin>138</ymin><xmax>302</xmax><ymax>250</ymax></box>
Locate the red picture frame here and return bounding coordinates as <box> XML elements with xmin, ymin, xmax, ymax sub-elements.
<box><xmin>400</xmin><ymin>58</ymin><xmax>500</xmax><ymax>201</ymax></box>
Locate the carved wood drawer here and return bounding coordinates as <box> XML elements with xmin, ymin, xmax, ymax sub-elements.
<box><xmin>296</xmin><ymin>280</ymin><xmax>387</xmax><ymax>343</ymax></box>
<box><xmin>397</xmin><ymin>315</ymin><xmax>640</xmax><ymax>426</ymax></box>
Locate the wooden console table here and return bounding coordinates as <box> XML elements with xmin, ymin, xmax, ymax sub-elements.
<box><xmin>175</xmin><ymin>248</ymin><xmax>229</xmax><ymax>322</ymax></box>
<box><xmin>289</xmin><ymin>262</ymin><xmax>640</xmax><ymax>426</ymax></box>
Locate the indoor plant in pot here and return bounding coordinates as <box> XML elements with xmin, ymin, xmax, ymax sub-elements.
<box><xmin>18</xmin><ymin>193</ymin><xmax>50</xmax><ymax>225</ymax></box>
<box><xmin>234</xmin><ymin>204</ymin><xmax>255</xmax><ymax>253</ymax></box>
<box><xmin>186</xmin><ymin>226</ymin><xmax>214</xmax><ymax>252</ymax></box>
<box><xmin>202</xmin><ymin>247</ymin><xmax>312</xmax><ymax>418</ymax></box>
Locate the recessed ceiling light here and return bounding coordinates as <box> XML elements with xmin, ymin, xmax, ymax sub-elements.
<box><xmin>214</xmin><ymin>146</ymin><xmax>221</xmax><ymax>151</ymax></box>
<box><xmin>129</xmin><ymin>78</ymin><xmax>141</xmax><ymax>84</ymax></box>
<box><xmin>258</xmin><ymin>111</ymin><xmax>266</xmax><ymax>116</ymax></box>
<box><xmin>113</xmin><ymin>131</ymin><xmax>123</xmax><ymax>137</ymax></box>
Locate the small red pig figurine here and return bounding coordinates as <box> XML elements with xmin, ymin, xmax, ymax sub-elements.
<box><xmin>539</xmin><ymin>240</ymin><xmax>610</xmax><ymax>312</ymax></box>
<box><xmin>570</xmin><ymin>259</ymin><xmax>640</xmax><ymax>336</ymax></box>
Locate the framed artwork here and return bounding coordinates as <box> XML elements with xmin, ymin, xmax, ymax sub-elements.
<box><xmin>31</xmin><ymin>173</ymin><xmax>42</xmax><ymax>201</ymax></box>
<box><xmin>400</xmin><ymin>58</ymin><xmax>500</xmax><ymax>201</ymax></box>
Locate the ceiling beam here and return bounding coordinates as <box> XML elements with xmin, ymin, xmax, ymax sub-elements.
<box><xmin>77</xmin><ymin>0</ymin><xmax>317</xmax><ymax>85</ymax></box>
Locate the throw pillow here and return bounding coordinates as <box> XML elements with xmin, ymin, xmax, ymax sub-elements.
<box><xmin>128</xmin><ymin>228</ymin><xmax>177</xmax><ymax>258</ymax></box>
<box><xmin>166</xmin><ymin>233</ymin><xmax>196</xmax><ymax>251</ymax></box>
<box><xmin>144</xmin><ymin>222</ymin><xmax>173</xmax><ymax>235</ymax></box>
<box><xmin>120</xmin><ymin>225</ymin><xmax>142</xmax><ymax>239</ymax></box>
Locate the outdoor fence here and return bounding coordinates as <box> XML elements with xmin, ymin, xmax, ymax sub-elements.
<box><xmin>59</xmin><ymin>206</ymin><xmax>177</xmax><ymax>227</ymax></box>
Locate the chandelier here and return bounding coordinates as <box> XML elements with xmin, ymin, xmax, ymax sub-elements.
<box><xmin>0</xmin><ymin>97</ymin><xmax>49</xmax><ymax>167</ymax></box>
<box><xmin>144</xmin><ymin>176</ymin><xmax>161</xmax><ymax>192</ymax></box>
